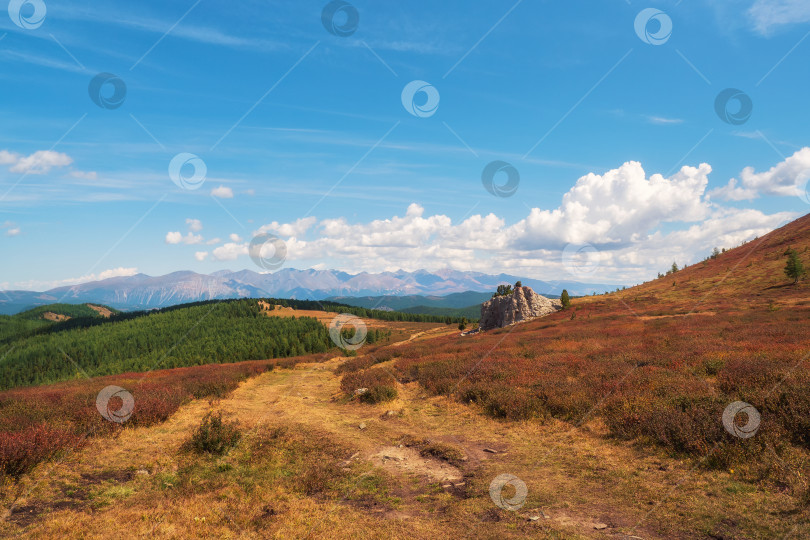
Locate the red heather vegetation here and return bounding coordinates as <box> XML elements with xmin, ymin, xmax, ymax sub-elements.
<box><xmin>0</xmin><ymin>355</ymin><xmax>323</xmax><ymax>478</ymax></box>
<box><xmin>382</xmin><ymin>213</ymin><xmax>810</xmax><ymax>495</ymax></box>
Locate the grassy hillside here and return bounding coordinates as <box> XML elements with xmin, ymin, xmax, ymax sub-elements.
<box><xmin>622</xmin><ymin>212</ymin><xmax>810</xmax><ymax>303</ymax></box>
<box><xmin>15</xmin><ymin>303</ymin><xmax>119</xmax><ymax>321</ymax></box>
<box><xmin>1</xmin><ymin>217</ymin><xmax>807</xmax><ymax>537</ymax></box>
<box><xmin>0</xmin><ymin>303</ymin><xmax>119</xmax><ymax>344</ymax></box>
<box><xmin>380</xmin><ymin>214</ymin><xmax>810</xmax><ymax>504</ymax></box>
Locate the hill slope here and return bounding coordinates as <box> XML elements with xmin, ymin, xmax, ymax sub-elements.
<box><xmin>620</xmin><ymin>212</ymin><xmax>810</xmax><ymax>305</ymax></box>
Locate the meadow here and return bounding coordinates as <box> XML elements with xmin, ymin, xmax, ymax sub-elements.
<box><xmin>1</xmin><ymin>215</ymin><xmax>808</xmax><ymax>537</ymax></box>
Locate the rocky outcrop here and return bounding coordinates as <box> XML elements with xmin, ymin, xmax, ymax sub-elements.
<box><xmin>479</xmin><ymin>286</ymin><xmax>562</xmax><ymax>330</ymax></box>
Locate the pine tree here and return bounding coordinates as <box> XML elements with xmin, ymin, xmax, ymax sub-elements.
<box><xmin>784</xmin><ymin>248</ymin><xmax>806</xmax><ymax>284</ymax></box>
<box><xmin>560</xmin><ymin>289</ymin><xmax>571</xmax><ymax>308</ymax></box>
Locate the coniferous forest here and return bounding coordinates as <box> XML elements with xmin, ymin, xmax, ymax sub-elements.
<box><xmin>0</xmin><ymin>299</ymin><xmax>403</xmax><ymax>390</ymax></box>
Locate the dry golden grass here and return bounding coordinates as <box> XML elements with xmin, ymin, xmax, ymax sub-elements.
<box><xmin>2</xmin><ymin>343</ymin><xmax>804</xmax><ymax>538</ymax></box>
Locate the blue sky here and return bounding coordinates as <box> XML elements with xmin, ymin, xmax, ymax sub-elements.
<box><xmin>1</xmin><ymin>0</ymin><xmax>809</xmax><ymax>290</ymax></box>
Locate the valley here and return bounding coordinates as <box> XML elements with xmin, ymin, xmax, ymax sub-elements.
<box><xmin>1</xmin><ymin>215</ymin><xmax>809</xmax><ymax>538</ymax></box>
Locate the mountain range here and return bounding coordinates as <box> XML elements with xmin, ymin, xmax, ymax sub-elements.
<box><xmin>0</xmin><ymin>268</ymin><xmax>612</xmax><ymax>315</ymax></box>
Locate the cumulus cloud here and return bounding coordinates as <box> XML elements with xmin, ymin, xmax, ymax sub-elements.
<box><xmin>97</xmin><ymin>267</ymin><xmax>139</xmax><ymax>280</ymax></box>
<box><xmin>212</xmin><ymin>242</ymin><xmax>248</xmax><ymax>261</ymax></box>
<box><xmin>2</xmin><ymin>150</ymin><xmax>74</xmax><ymax>174</ymax></box>
<box><xmin>710</xmin><ymin>147</ymin><xmax>810</xmax><ymax>201</ymax></box>
<box><xmin>0</xmin><ymin>151</ymin><xmax>17</xmax><ymax>165</ymax></box>
<box><xmin>211</xmin><ymin>185</ymin><xmax>234</xmax><ymax>198</ymax></box>
<box><xmin>194</xmin><ymin>251</ymin><xmax>209</xmax><ymax>261</ymax></box>
<box><xmin>216</xmin><ymin>160</ymin><xmax>792</xmax><ymax>283</ymax></box>
<box><xmin>509</xmin><ymin>161</ymin><xmax>712</xmax><ymax>249</ymax></box>
<box><xmin>186</xmin><ymin>218</ymin><xmax>203</xmax><ymax>232</ymax></box>
<box><xmin>255</xmin><ymin>216</ymin><xmax>317</xmax><ymax>238</ymax></box>
<box><xmin>749</xmin><ymin>0</ymin><xmax>810</xmax><ymax>34</ymax></box>
<box><xmin>165</xmin><ymin>231</ymin><xmax>203</xmax><ymax>245</ymax></box>
<box><xmin>229</xmin><ymin>233</ymin><xmax>242</xmax><ymax>242</ymax></box>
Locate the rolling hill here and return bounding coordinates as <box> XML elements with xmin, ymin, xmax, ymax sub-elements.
<box><xmin>1</xmin><ymin>215</ymin><xmax>807</xmax><ymax>538</ymax></box>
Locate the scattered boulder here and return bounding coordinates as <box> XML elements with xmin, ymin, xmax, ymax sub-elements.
<box><xmin>479</xmin><ymin>286</ymin><xmax>562</xmax><ymax>330</ymax></box>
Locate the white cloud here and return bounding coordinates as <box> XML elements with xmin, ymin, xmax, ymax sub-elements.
<box><xmin>509</xmin><ymin>161</ymin><xmax>712</xmax><ymax>249</ymax></box>
<box><xmin>2</xmin><ymin>221</ymin><xmax>20</xmax><ymax>237</ymax></box>
<box><xmin>226</xmin><ymin>159</ymin><xmax>793</xmax><ymax>283</ymax></box>
<box><xmin>165</xmin><ymin>231</ymin><xmax>203</xmax><ymax>245</ymax></box>
<box><xmin>0</xmin><ymin>151</ymin><xmax>18</xmax><ymax>165</ymax></box>
<box><xmin>229</xmin><ymin>233</ymin><xmax>242</xmax><ymax>242</ymax></box>
<box><xmin>212</xmin><ymin>242</ymin><xmax>248</xmax><ymax>261</ymax></box>
<box><xmin>97</xmin><ymin>267</ymin><xmax>139</xmax><ymax>280</ymax></box>
<box><xmin>5</xmin><ymin>150</ymin><xmax>73</xmax><ymax>174</ymax></box>
<box><xmin>256</xmin><ymin>216</ymin><xmax>317</xmax><ymax>238</ymax></box>
<box><xmin>194</xmin><ymin>251</ymin><xmax>209</xmax><ymax>262</ymax></box>
<box><xmin>211</xmin><ymin>185</ymin><xmax>234</xmax><ymax>198</ymax></box>
<box><xmin>749</xmin><ymin>0</ymin><xmax>810</xmax><ymax>34</ymax></box>
<box><xmin>186</xmin><ymin>218</ymin><xmax>203</xmax><ymax>232</ymax></box>
<box><xmin>165</xmin><ymin>231</ymin><xmax>183</xmax><ymax>244</ymax></box>
<box><xmin>206</xmin><ymin>237</ymin><xmax>222</xmax><ymax>245</ymax></box>
<box><xmin>709</xmin><ymin>147</ymin><xmax>810</xmax><ymax>201</ymax></box>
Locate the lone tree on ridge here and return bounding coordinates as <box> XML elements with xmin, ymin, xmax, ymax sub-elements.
<box><xmin>560</xmin><ymin>289</ymin><xmax>571</xmax><ymax>308</ymax></box>
<box><xmin>784</xmin><ymin>247</ymin><xmax>806</xmax><ymax>284</ymax></box>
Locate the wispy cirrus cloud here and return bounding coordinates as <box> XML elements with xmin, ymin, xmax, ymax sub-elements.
<box><xmin>748</xmin><ymin>0</ymin><xmax>810</xmax><ymax>34</ymax></box>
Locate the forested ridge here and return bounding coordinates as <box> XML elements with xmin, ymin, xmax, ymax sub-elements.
<box><xmin>0</xmin><ymin>299</ymin><xmax>395</xmax><ymax>390</ymax></box>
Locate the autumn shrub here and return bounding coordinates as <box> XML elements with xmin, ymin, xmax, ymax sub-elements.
<box><xmin>184</xmin><ymin>412</ymin><xmax>241</xmax><ymax>455</ymax></box>
<box><xmin>0</xmin><ymin>423</ymin><xmax>81</xmax><ymax>477</ymax></box>
<box><xmin>334</xmin><ymin>350</ymin><xmax>397</xmax><ymax>375</ymax></box>
<box><xmin>480</xmin><ymin>386</ymin><xmax>546</xmax><ymax>421</ymax></box>
<box><xmin>341</xmin><ymin>367</ymin><xmax>398</xmax><ymax>404</ymax></box>
<box><xmin>0</xmin><ymin>355</ymin><xmax>321</xmax><ymax>479</ymax></box>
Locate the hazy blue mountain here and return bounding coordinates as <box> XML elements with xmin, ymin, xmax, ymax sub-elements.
<box><xmin>0</xmin><ymin>268</ymin><xmax>613</xmax><ymax>315</ymax></box>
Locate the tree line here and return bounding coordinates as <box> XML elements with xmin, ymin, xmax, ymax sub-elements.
<box><xmin>0</xmin><ymin>300</ymin><xmax>337</xmax><ymax>390</ymax></box>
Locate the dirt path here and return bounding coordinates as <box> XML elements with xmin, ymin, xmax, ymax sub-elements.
<box><xmin>2</xmin><ymin>343</ymin><xmax>801</xmax><ymax>538</ymax></box>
